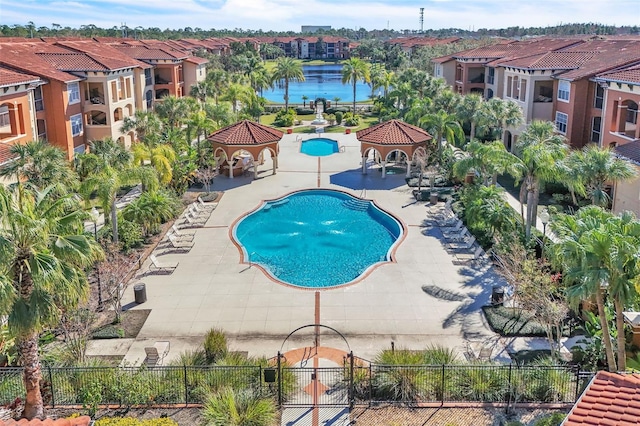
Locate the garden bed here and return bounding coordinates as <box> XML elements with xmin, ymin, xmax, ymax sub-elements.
<box><xmin>482</xmin><ymin>305</ymin><xmax>575</xmax><ymax>338</ymax></box>
<box><xmin>91</xmin><ymin>309</ymin><xmax>150</xmax><ymax>339</ymax></box>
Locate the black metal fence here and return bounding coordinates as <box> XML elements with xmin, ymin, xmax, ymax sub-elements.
<box><xmin>0</xmin><ymin>363</ymin><xmax>594</xmax><ymax>408</ymax></box>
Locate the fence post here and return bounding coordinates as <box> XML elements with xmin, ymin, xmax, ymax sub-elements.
<box><xmin>48</xmin><ymin>365</ymin><xmax>55</xmax><ymax>408</ymax></box>
<box><xmin>574</xmin><ymin>367</ymin><xmax>581</xmax><ymax>402</ymax></box>
<box><xmin>183</xmin><ymin>365</ymin><xmax>188</xmax><ymax>406</ymax></box>
<box><xmin>505</xmin><ymin>363</ymin><xmax>513</xmax><ymax>411</ymax></box>
<box><xmin>368</xmin><ymin>364</ymin><xmax>373</xmax><ymax>406</ymax></box>
<box><xmin>441</xmin><ymin>364</ymin><xmax>445</xmax><ymax>404</ymax></box>
<box><xmin>277</xmin><ymin>352</ymin><xmax>282</xmax><ymax>407</ymax></box>
<box><xmin>349</xmin><ymin>351</ymin><xmax>354</xmax><ymax>409</ymax></box>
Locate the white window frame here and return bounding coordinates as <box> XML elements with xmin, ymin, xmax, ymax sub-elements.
<box><xmin>591</xmin><ymin>116</ymin><xmax>602</xmax><ymax>143</ymax></box>
<box><xmin>70</xmin><ymin>113</ymin><xmax>83</xmax><ymax>136</ymax></box>
<box><xmin>68</xmin><ymin>81</ymin><xmax>80</xmax><ymax>105</ymax></box>
<box><xmin>557</xmin><ymin>80</ymin><xmax>570</xmax><ymax>103</ymax></box>
<box><xmin>555</xmin><ymin>111</ymin><xmax>568</xmax><ymax>134</ymax></box>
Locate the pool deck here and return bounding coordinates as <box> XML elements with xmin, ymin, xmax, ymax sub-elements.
<box><xmin>90</xmin><ymin>132</ymin><xmax>513</xmax><ymax>365</ymax></box>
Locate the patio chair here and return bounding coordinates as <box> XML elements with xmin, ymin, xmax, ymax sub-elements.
<box><xmin>197</xmin><ymin>196</ymin><xmax>218</xmax><ymax>211</ymax></box>
<box><xmin>178</xmin><ymin>211</ymin><xmax>207</xmax><ymax>228</ymax></box>
<box><xmin>440</xmin><ymin>220</ymin><xmax>463</xmax><ymax>233</ymax></box>
<box><xmin>148</xmin><ymin>254</ymin><xmax>178</xmax><ymax>274</ymax></box>
<box><xmin>452</xmin><ymin>246</ymin><xmax>486</xmax><ymax>265</ymax></box>
<box><xmin>443</xmin><ymin>228</ymin><xmax>470</xmax><ymax>242</ymax></box>
<box><xmin>188</xmin><ymin>204</ymin><xmax>209</xmax><ymax>218</ymax></box>
<box><xmin>446</xmin><ymin>235</ymin><xmax>477</xmax><ymax>251</ymax></box>
<box><xmin>170</xmin><ymin>224</ymin><xmax>195</xmax><ymax>241</ymax></box>
<box><xmin>478</xmin><ymin>346</ymin><xmax>493</xmax><ymax>362</ymax></box>
<box><xmin>166</xmin><ymin>233</ymin><xmax>194</xmax><ymax>251</ymax></box>
<box><xmin>145</xmin><ymin>341</ymin><xmax>170</xmax><ymax>367</ymax></box>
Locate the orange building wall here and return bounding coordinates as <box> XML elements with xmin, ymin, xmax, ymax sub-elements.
<box><xmin>0</xmin><ymin>91</ymin><xmax>35</xmax><ymax>144</ymax></box>
<box><xmin>602</xmin><ymin>87</ymin><xmax>640</xmax><ymax>147</ymax></box>
<box><xmin>40</xmin><ymin>80</ymin><xmax>81</xmax><ymax>160</ymax></box>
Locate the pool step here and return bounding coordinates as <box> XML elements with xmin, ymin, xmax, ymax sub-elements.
<box><xmin>343</xmin><ymin>199</ymin><xmax>370</xmax><ymax>211</ymax></box>
<box><xmin>263</xmin><ymin>198</ymin><xmax>290</xmax><ymax>211</ymax></box>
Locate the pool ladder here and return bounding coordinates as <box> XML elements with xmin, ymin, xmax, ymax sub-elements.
<box><xmin>249</xmin><ymin>251</ymin><xmax>268</xmax><ymax>268</ymax></box>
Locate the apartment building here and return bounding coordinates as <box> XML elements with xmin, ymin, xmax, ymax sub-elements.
<box><xmin>0</xmin><ymin>38</ymin><xmax>207</xmax><ymax>160</ymax></box>
<box><xmin>251</xmin><ymin>36</ymin><xmax>352</xmax><ymax>59</ymax></box>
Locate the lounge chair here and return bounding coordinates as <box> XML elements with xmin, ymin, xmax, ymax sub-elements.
<box><xmin>443</xmin><ymin>228</ymin><xmax>470</xmax><ymax>242</ymax></box>
<box><xmin>170</xmin><ymin>224</ymin><xmax>195</xmax><ymax>241</ymax></box>
<box><xmin>148</xmin><ymin>254</ymin><xmax>178</xmax><ymax>274</ymax></box>
<box><xmin>166</xmin><ymin>233</ymin><xmax>194</xmax><ymax>251</ymax></box>
<box><xmin>145</xmin><ymin>341</ymin><xmax>170</xmax><ymax>367</ymax></box>
<box><xmin>178</xmin><ymin>211</ymin><xmax>207</xmax><ymax>228</ymax></box>
<box><xmin>440</xmin><ymin>220</ymin><xmax>463</xmax><ymax>233</ymax></box>
<box><xmin>446</xmin><ymin>235</ymin><xmax>477</xmax><ymax>251</ymax></box>
<box><xmin>453</xmin><ymin>246</ymin><xmax>486</xmax><ymax>265</ymax></box>
<box><xmin>197</xmin><ymin>196</ymin><xmax>217</xmax><ymax>211</ymax></box>
<box><xmin>187</xmin><ymin>204</ymin><xmax>208</xmax><ymax>218</ymax></box>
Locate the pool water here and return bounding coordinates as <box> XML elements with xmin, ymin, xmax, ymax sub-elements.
<box><xmin>232</xmin><ymin>190</ymin><xmax>403</xmax><ymax>288</ymax></box>
<box><xmin>300</xmin><ymin>138</ymin><xmax>339</xmax><ymax>156</ymax></box>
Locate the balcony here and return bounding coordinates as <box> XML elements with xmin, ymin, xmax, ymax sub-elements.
<box><xmin>532</xmin><ymin>101</ymin><xmax>553</xmax><ymax>121</ymax></box>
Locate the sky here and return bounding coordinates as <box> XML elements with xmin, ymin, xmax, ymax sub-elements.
<box><xmin>1</xmin><ymin>0</ymin><xmax>639</xmax><ymax>33</ymax></box>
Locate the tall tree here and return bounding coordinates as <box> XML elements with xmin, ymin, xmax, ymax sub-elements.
<box><xmin>341</xmin><ymin>57</ymin><xmax>371</xmax><ymax>113</ymax></box>
<box><xmin>564</xmin><ymin>144</ymin><xmax>637</xmax><ymax>207</ymax></box>
<box><xmin>419</xmin><ymin>109</ymin><xmax>464</xmax><ymax>153</ymax></box>
<box><xmin>221</xmin><ymin>83</ymin><xmax>250</xmax><ymax>117</ymax></box>
<box><xmin>456</xmin><ymin>94</ymin><xmax>484</xmax><ymax>141</ymax></box>
<box><xmin>514</xmin><ymin>121</ymin><xmax>568</xmax><ymax>238</ymax></box>
<box><xmin>551</xmin><ymin>206</ymin><xmax>640</xmax><ymax>371</ymax></box>
<box><xmin>0</xmin><ymin>185</ymin><xmax>103</xmax><ymax>419</ymax></box>
<box><xmin>120</xmin><ymin>110</ymin><xmax>163</xmax><ymax>146</ymax></box>
<box><xmin>478</xmin><ymin>98</ymin><xmax>523</xmax><ymax>140</ymax></box>
<box><xmin>271</xmin><ymin>57</ymin><xmax>304</xmax><ymax>110</ymax></box>
<box><xmin>155</xmin><ymin>96</ymin><xmax>191</xmax><ymax>129</ymax></box>
<box><xmin>453</xmin><ymin>140</ymin><xmax>522</xmax><ymax>186</ymax></box>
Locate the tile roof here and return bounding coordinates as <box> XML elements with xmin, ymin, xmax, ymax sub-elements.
<box><xmin>557</xmin><ymin>39</ymin><xmax>640</xmax><ymax>80</ymax></box>
<box><xmin>207</xmin><ymin>120</ymin><xmax>283</xmax><ymax>145</ymax></box>
<box><xmin>55</xmin><ymin>40</ymin><xmax>149</xmax><ymax>69</ymax></box>
<box><xmin>615</xmin><ymin>140</ymin><xmax>640</xmax><ymax>165</ymax></box>
<box><xmin>0</xmin><ymin>67</ymin><xmax>41</xmax><ymax>87</ymax></box>
<box><xmin>184</xmin><ymin>56</ymin><xmax>208</xmax><ymax>65</ymax></box>
<box><xmin>564</xmin><ymin>371</ymin><xmax>640</xmax><ymax>426</ymax></box>
<box><xmin>499</xmin><ymin>51</ymin><xmax>597</xmax><ymax>70</ymax></box>
<box><xmin>596</xmin><ymin>63</ymin><xmax>640</xmax><ymax>85</ymax></box>
<box><xmin>0</xmin><ymin>43</ymin><xmax>80</xmax><ymax>83</ymax></box>
<box><xmin>0</xmin><ymin>143</ymin><xmax>18</xmax><ymax>166</ymax></box>
<box><xmin>356</xmin><ymin>119</ymin><xmax>433</xmax><ymax>145</ymax></box>
<box><xmin>36</xmin><ymin>53</ymin><xmax>110</xmax><ymax>71</ymax></box>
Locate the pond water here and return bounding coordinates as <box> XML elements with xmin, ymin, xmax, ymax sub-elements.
<box><xmin>263</xmin><ymin>64</ymin><xmax>373</xmax><ymax>105</ymax></box>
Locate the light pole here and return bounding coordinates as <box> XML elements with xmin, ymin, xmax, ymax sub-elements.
<box><xmin>540</xmin><ymin>210</ymin><xmax>550</xmax><ymax>262</ymax></box>
<box><xmin>90</xmin><ymin>207</ymin><xmax>103</xmax><ymax>310</ymax></box>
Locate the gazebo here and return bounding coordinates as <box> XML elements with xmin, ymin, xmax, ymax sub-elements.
<box><xmin>208</xmin><ymin>120</ymin><xmax>283</xmax><ymax>180</ymax></box>
<box><xmin>356</xmin><ymin>119</ymin><xmax>433</xmax><ymax>178</ymax></box>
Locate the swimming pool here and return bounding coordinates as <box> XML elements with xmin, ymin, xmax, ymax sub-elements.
<box><xmin>300</xmin><ymin>138</ymin><xmax>339</xmax><ymax>156</ymax></box>
<box><xmin>232</xmin><ymin>189</ymin><xmax>404</xmax><ymax>288</ymax></box>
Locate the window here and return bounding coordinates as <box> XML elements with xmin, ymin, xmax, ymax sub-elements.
<box><xmin>70</xmin><ymin>113</ymin><xmax>83</xmax><ymax>136</ymax></box>
<box><xmin>555</xmin><ymin>111</ymin><xmax>568</xmax><ymax>134</ymax></box>
<box><xmin>0</xmin><ymin>105</ymin><xmax>9</xmax><ymax>128</ymax></box>
<box><xmin>67</xmin><ymin>82</ymin><xmax>80</xmax><ymax>104</ymax></box>
<box><xmin>34</xmin><ymin>85</ymin><xmax>44</xmax><ymax>111</ymax></box>
<box><xmin>486</xmin><ymin>88</ymin><xmax>494</xmax><ymax>99</ymax></box>
<box><xmin>145</xmin><ymin>69</ymin><xmax>153</xmax><ymax>86</ymax></box>
<box><xmin>591</xmin><ymin>117</ymin><xmax>602</xmax><ymax>143</ymax></box>
<box><xmin>511</xmin><ymin>76</ymin><xmax>519</xmax><ymax>100</ymax></box>
<box><xmin>506</xmin><ymin>76</ymin><xmax>512</xmax><ymax>97</ymax></box>
<box><xmin>487</xmin><ymin>67</ymin><xmax>495</xmax><ymax>85</ymax></box>
<box><xmin>519</xmin><ymin>79</ymin><xmax>527</xmax><ymax>102</ymax></box>
<box><xmin>36</xmin><ymin>119</ymin><xmax>46</xmax><ymax>140</ymax></box>
<box><xmin>557</xmin><ymin>80</ymin><xmax>570</xmax><ymax>102</ymax></box>
<box><xmin>594</xmin><ymin>84</ymin><xmax>604</xmax><ymax>109</ymax></box>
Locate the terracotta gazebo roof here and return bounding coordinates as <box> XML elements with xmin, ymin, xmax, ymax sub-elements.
<box><xmin>356</xmin><ymin>119</ymin><xmax>433</xmax><ymax>145</ymax></box>
<box><xmin>208</xmin><ymin>120</ymin><xmax>283</xmax><ymax>145</ymax></box>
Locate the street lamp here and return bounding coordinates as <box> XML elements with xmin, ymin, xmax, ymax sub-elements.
<box><xmin>90</xmin><ymin>207</ymin><xmax>103</xmax><ymax>310</ymax></box>
<box><xmin>539</xmin><ymin>210</ymin><xmax>550</xmax><ymax>261</ymax></box>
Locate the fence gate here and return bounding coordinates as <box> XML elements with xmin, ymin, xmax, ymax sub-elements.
<box><xmin>280</xmin><ymin>365</ymin><xmax>351</xmax><ymax>407</ymax></box>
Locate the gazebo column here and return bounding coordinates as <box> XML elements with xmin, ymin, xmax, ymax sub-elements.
<box><xmin>229</xmin><ymin>160</ymin><xmax>234</xmax><ymax>179</ymax></box>
<box><xmin>273</xmin><ymin>156</ymin><xmax>278</xmax><ymax>174</ymax></box>
<box><xmin>362</xmin><ymin>155</ymin><xmax>367</xmax><ymax>174</ymax></box>
<box><xmin>253</xmin><ymin>160</ymin><xmax>258</xmax><ymax>180</ymax></box>
<box><xmin>381</xmin><ymin>160</ymin><xmax>387</xmax><ymax>179</ymax></box>
<box><xmin>405</xmin><ymin>156</ymin><xmax>412</xmax><ymax>177</ymax></box>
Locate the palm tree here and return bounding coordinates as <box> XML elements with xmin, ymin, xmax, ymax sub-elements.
<box><xmin>186</xmin><ymin>110</ymin><xmax>216</xmax><ymax>166</ymax></box>
<box><xmin>120</xmin><ymin>110</ymin><xmax>163</xmax><ymax>146</ymax></box>
<box><xmin>551</xmin><ymin>206</ymin><xmax>640</xmax><ymax>371</ymax></box>
<box><xmin>430</xmin><ymin>89</ymin><xmax>461</xmax><ymax>115</ymax></box>
<box><xmin>388</xmin><ymin>82</ymin><xmax>415</xmax><ymax>115</ymax></box>
<box><xmin>564</xmin><ymin>144</ymin><xmax>637</xmax><ymax>207</ymax></box>
<box><xmin>190</xmin><ymin>80</ymin><xmax>214</xmax><ymax>105</ymax></box>
<box><xmin>122</xmin><ymin>190</ymin><xmax>180</xmax><ymax>236</ymax></box>
<box><xmin>341</xmin><ymin>58</ymin><xmax>371</xmax><ymax>113</ymax></box>
<box><xmin>453</xmin><ymin>140</ymin><xmax>522</xmax><ymax>186</ymax></box>
<box><xmin>206</xmin><ymin>69</ymin><xmax>229</xmax><ymax>105</ymax></box>
<box><xmin>478</xmin><ymin>98</ymin><xmax>523</xmax><ymax>140</ymax></box>
<box><xmin>0</xmin><ymin>185</ymin><xmax>103</xmax><ymax>419</ymax></box>
<box><xmin>222</xmin><ymin>83</ymin><xmax>250</xmax><ymax>117</ymax></box>
<box><xmin>514</xmin><ymin>121</ymin><xmax>568</xmax><ymax>238</ymax></box>
<box><xmin>272</xmin><ymin>57</ymin><xmax>305</xmax><ymax>110</ymax></box>
<box><xmin>379</xmin><ymin>70</ymin><xmax>395</xmax><ymax>98</ymax></box>
<box><xmin>456</xmin><ymin>94</ymin><xmax>484</xmax><ymax>141</ymax></box>
<box><xmin>302</xmin><ymin>95</ymin><xmax>308</xmax><ymax>108</ymax></box>
<box><xmin>155</xmin><ymin>95</ymin><xmax>191</xmax><ymax>129</ymax></box>
<box><xmin>132</xmin><ymin>143</ymin><xmax>176</xmax><ymax>185</ymax></box>
<box><xmin>463</xmin><ymin>185</ymin><xmax>518</xmax><ymax>239</ymax></box>
<box><xmin>419</xmin><ymin>109</ymin><xmax>464</xmax><ymax>153</ymax></box>
<box><xmin>202</xmin><ymin>387</ymin><xmax>277</xmax><ymax>426</ymax></box>
<box><xmin>332</xmin><ymin>96</ymin><xmax>341</xmax><ymax>108</ymax></box>
<box><xmin>0</xmin><ymin>140</ymin><xmax>77</xmax><ymax>190</ymax></box>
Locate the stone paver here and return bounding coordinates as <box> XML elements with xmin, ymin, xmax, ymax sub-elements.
<box><xmin>89</xmin><ymin>132</ymin><xmax>513</xmax><ymax>364</ymax></box>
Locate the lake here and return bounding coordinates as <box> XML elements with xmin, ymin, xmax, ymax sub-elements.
<box><xmin>263</xmin><ymin>64</ymin><xmax>374</xmax><ymax>105</ymax></box>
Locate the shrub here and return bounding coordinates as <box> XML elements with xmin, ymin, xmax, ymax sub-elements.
<box><xmin>273</xmin><ymin>108</ymin><xmax>296</xmax><ymax>127</ymax></box>
<box><xmin>343</xmin><ymin>112</ymin><xmax>361</xmax><ymax>126</ymax></box>
<box><xmin>204</xmin><ymin>328</ymin><xmax>228</xmax><ymax>364</ymax></box>
<box><xmin>325</xmin><ymin>107</ymin><xmax>349</xmax><ymax>114</ymax></box>
<box><xmin>453</xmin><ymin>365</ymin><xmax>507</xmax><ymax>402</ymax></box>
<box><xmin>534</xmin><ymin>412</ymin><xmax>566</xmax><ymax>426</ymax></box>
<box><xmin>423</xmin><ymin>344</ymin><xmax>459</xmax><ymax>365</ymax></box>
<box><xmin>482</xmin><ymin>305</ymin><xmax>573</xmax><ymax>337</ymax></box>
<box><xmin>295</xmin><ymin>107</ymin><xmax>315</xmax><ymax>115</ymax></box>
<box><xmin>99</xmin><ymin>217</ymin><xmax>144</xmax><ymax>253</ymax></box>
<box><xmin>92</xmin><ymin>325</ymin><xmax>125</xmax><ymax>339</ymax></box>
<box><xmin>202</xmin><ymin>387</ymin><xmax>277</xmax><ymax>426</ymax></box>
<box><xmin>372</xmin><ymin>349</ymin><xmax>429</xmax><ymax>402</ymax></box>
<box><xmin>170</xmin><ymin>349</ymin><xmax>208</xmax><ymax>366</ymax></box>
<box><xmin>334</xmin><ymin>111</ymin><xmax>343</xmax><ymax>125</ymax></box>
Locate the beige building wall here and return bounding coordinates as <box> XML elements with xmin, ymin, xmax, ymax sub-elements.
<box><xmin>613</xmin><ymin>168</ymin><xmax>640</xmax><ymax>217</ymax></box>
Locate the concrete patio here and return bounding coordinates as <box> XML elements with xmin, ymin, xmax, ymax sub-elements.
<box><xmin>88</xmin><ymin>131</ymin><xmax>511</xmax><ymax>365</ymax></box>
